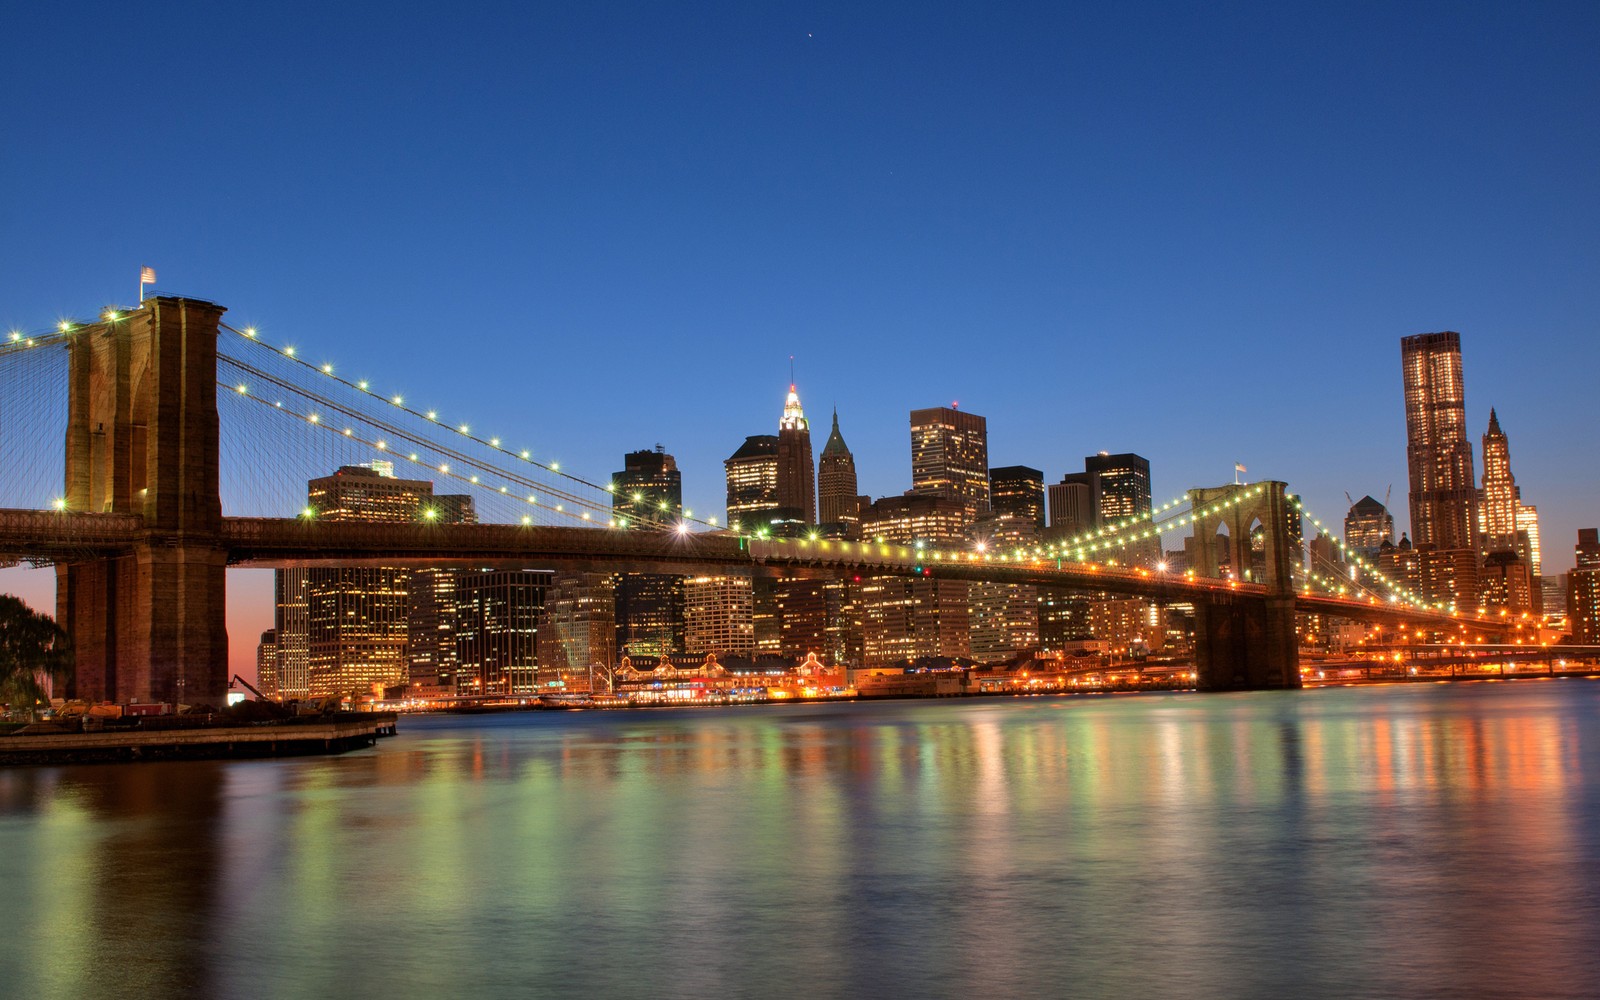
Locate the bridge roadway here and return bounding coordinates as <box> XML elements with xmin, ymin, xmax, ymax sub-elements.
<box><xmin>0</xmin><ymin>509</ymin><xmax>1507</xmax><ymax>636</ymax></box>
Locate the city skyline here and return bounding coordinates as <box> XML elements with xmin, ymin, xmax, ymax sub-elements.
<box><xmin>3</xmin><ymin>3</ymin><xmax>1599</xmax><ymax>677</ymax></box>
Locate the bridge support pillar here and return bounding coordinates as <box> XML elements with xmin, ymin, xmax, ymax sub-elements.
<box><xmin>1194</xmin><ymin>596</ymin><xmax>1300</xmax><ymax>691</ymax></box>
<box><xmin>56</xmin><ymin>297</ymin><xmax>229</xmax><ymax>707</ymax></box>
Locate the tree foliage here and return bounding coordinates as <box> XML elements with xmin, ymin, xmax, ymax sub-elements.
<box><xmin>0</xmin><ymin>594</ymin><xmax>71</xmax><ymax>718</ymax></box>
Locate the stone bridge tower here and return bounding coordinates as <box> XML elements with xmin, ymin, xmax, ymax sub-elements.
<box><xmin>56</xmin><ymin>297</ymin><xmax>229</xmax><ymax>706</ymax></box>
<box><xmin>1187</xmin><ymin>480</ymin><xmax>1300</xmax><ymax>691</ymax></box>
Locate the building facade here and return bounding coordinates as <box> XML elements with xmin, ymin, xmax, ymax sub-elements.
<box><xmin>817</xmin><ymin>409</ymin><xmax>862</xmax><ymax>533</ymax></box>
<box><xmin>776</xmin><ymin>384</ymin><xmax>817</xmax><ymax>524</ymax></box>
<box><xmin>910</xmin><ymin>406</ymin><xmax>989</xmax><ymax>522</ymax></box>
<box><xmin>1343</xmin><ymin>495</ymin><xmax>1395</xmax><ymax>559</ymax></box>
<box><xmin>1401</xmin><ymin>332</ymin><xmax>1479</xmax><ymax>605</ymax></box>
<box><xmin>725</xmin><ymin>435</ymin><xmax>782</xmax><ymax>532</ymax></box>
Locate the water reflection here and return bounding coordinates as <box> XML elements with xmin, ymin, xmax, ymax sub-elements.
<box><xmin>0</xmin><ymin>682</ymin><xmax>1596</xmax><ymax>999</ymax></box>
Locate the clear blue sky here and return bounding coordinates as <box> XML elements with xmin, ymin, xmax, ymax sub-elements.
<box><xmin>4</xmin><ymin>3</ymin><xmax>1599</xmax><ymax>670</ymax></box>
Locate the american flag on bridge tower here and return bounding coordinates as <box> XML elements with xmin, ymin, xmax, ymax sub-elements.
<box><xmin>139</xmin><ymin>266</ymin><xmax>156</xmax><ymax>284</ymax></box>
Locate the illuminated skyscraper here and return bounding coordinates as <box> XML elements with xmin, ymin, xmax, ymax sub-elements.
<box><xmin>1401</xmin><ymin>332</ymin><xmax>1479</xmax><ymax>606</ymax></box>
<box><xmin>1343</xmin><ymin>495</ymin><xmax>1395</xmax><ymax>558</ymax></box>
<box><xmin>256</xmin><ymin>630</ymin><xmax>278</xmax><ymax>699</ymax></box>
<box><xmin>613</xmin><ymin>447</ymin><xmax>682</xmax><ymax>528</ymax></box>
<box><xmin>1568</xmin><ymin>530</ymin><xmax>1600</xmax><ymax>643</ymax></box>
<box><xmin>989</xmin><ymin>466</ymin><xmax>1044</xmax><ymax>531</ymax></box>
<box><xmin>455</xmin><ymin>571</ymin><xmax>551</xmax><ymax>696</ymax></box>
<box><xmin>725</xmin><ymin>434</ymin><xmax>781</xmax><ymax>532</ymax></box>
<box><xmin>777</xmin><ymin>383</ymin><xmax>817</xmax><ymax>524</ymax></box>
<box><xmin>858</xmin><ymin>494</ymin><xmax>970</xmax><ymax>666</ymax></box>
<box><xmin>910</xmin><ymin>406</ymin><xmax>989</xmax><ymax>521</ymax></box>
<box><xmin>538</xmin><ymin>572</ymin><xmax>616</xmax><ymax>691</ymax></box>
<box><xmin>612</xmin><ymin>448</ymin><xmax>686</xmax><ymax>657</ymax></box>
<box><xmin>817</xmin><ymin>409</ymin><xmax>862</xmax><ymax>533</ymax></box>
<box><xmin>1085</xmin><ymin>452</ymin><xmax>1158</xmax><ymax>566</ymax></box>
<box><xmin>279</xmin><ymin>465</ymin><xmax>438</xmax><ymax>697</ymax></box>
<box><xmin>1480</xmin><ymin>409</ymin><xmax>1518</xmax><ymax>552</ymax></box>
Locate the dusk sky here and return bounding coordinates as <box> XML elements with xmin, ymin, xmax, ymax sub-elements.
<box><xmin>4</xmin><ymin>3</ymin><xmax>1599</xmax><ymax>674</ymax></box>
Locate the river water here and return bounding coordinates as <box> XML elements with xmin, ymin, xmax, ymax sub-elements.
<box><xmin>2</xmin><ymin>681</ymin><xmax>1598</xmax><ymax>1000</ymax></box>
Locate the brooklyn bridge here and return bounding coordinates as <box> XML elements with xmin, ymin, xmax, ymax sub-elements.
<box><xmin>0</xmin><ymin>297</ymin><xmax>1516</xmax><ymax>704</ymax></box>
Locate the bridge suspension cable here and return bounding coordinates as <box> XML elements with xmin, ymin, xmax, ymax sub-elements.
<box><xmin>217</xmin><ymin>323</ymin><xmax>725</xmax><ymax>529</ymax></box>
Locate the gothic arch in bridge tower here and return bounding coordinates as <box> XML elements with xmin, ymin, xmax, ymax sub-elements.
<box><xmin>1185</xmin><ymin>480</ymin><xmax>1300</xmax><ymax>693</ymax></box>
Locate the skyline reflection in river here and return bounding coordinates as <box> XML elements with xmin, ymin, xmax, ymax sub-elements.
<box><xmin>2</xmin><ymin>681</ymin><xmax>1597</xmax><ymax>999</ymax></box>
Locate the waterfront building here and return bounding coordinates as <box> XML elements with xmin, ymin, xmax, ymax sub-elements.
<box><xmin>1088</xmin><ymin>599</ymin><xmax>1165</xmax><ymax>655</ymax></box>
<box><xmin>1343</xmin><ymin>495</ymin><xmax>1395</xmax><ymax>559</ymax></box>
<box><xmin>776</xmin><ymin>383</ymin><xmax>817</xmax><ymax>524</ymax></box>
<box><xmin>1569</xmin><ymin>529</ymin><xmax>1600</xmax><ymax>643</ymax></box>
<box><xmin>989</xmin><ymin>466</ymin><xmax>1045</xmax><ymax>531</ymax></box>
<box><xmin>725</xmin><ymin>435</ymin><xmax>782</xmax><ymax>532</ymax></box>
<box><xmin>1401</xmin><ymin>332</ymin><xmax>1479</xmax><ymax>605</ymax></box>
<box><xmin>817</xmin><ymin>409</ymin><xmax>862</xmax><ymax>534</ymax></box>
<box><xmin>255</xmin><ymin>630</ymin><xmax>278</xmax><ymax>699</ymax></box>
<box><xmin>969</xmin><ymin>504</ymin><xmax>1040</xmax><ymax>662</ymax></box>
<box><xmin>910</xmin><ymin>406</ymin><xmax>989</xmax><ymax>522</ymax></box>
<box><xmin>408</xmin><ymin>494</ymin><xmax>477</xmax><ymax>692</ymax></box>
<box><xmin>281</xmin><ymin>465</ymin><xmax>436</xmax><ymax>697</ymax></box>
<box><xmin>683</xmin><ymin>575</ymin><xmax>755</xmax><ymax>655</ymax></box>
<box><xmin>538</xmin><ymin>572</ymin><xmax>616</xmax><ymax>692</ymax></box>
<box><xmin>858</xmin><ymin>493</ymin><xmax>971</xmax><ymax>667</ymax></box>
<box><xmin>455</xmin><ymin>571</ymin><xmax>551</xmax><ymax>696</ymax></box>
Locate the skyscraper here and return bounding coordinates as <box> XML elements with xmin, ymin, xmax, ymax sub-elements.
<box><xmin>1569</xmin><ymin>530</ymin><xmax>1600</xmax><ymax>643</ymax></box>
<box><xmin>725</xmin><ymin>434</ymin><xmax>781</xmax><ymax>532</ymax></box>
<box><xmin>279</xmin><ymin>465</ymin><xmax>437</xmax><ymax>698</ymax></box>
<box><xmin>817</xmin><ymin>409</ymin><xmax>861</xmax><ymax>532</ymax></box>
<box><xmin>989</xmin><ymin>466</ymin><xmax>1045</xmax><ymax>531</ymax></box>
<box><xmin>613</xmin><ymin>447</ymin><xmax>682</xmax><ymax>528</ymax></box>
<box><xmin>1402</xmin><ymin>332</ymin><xmax>1479</xmax><ymax>607</ymax></box>
<box><xmin>455</xmin><ymin>571</ymin><xmax>551</xmax><ymax>696</ymax></box>
<box><xmin>1343</xmin><ymin>495</ymin><xmax>1395</xmax><ymax>558</ymax></box>
<box><xmin>612</xmin><ymin>448</ymin><xmax>686</xmax><ymax>657</ymax></box>
<box><xmin>858</xmin><ymin>494</ymin><xmax>971</xmax><ymax>666</ymax></box>
<box><xmin>1085</xmin><ymin>452</ymin><xmax>1158</xmax><ymax>566</ymax></box>
<box><xmin>776</xmin><ymin>383</ymin><xmax>817</xmax><ymax>524</ymax></box>
<box><xmin>1047</xmin><ymin>473</ymin><xmax>1095</xmax><ymax>541</ymax></box>
<box><xmin>1480</xmin><ymin>409</ymin><xmax>1518</xmax><ymax>552</ymax></box>
<box><xmin>538</xmin><ymin>572</ymin><xmax>616</xmax><ymax>692</ymax></box>
<box><xmin>910</xmin><ymin>406</ymin><xmax>989</xmax><ymax>521</ymax></box>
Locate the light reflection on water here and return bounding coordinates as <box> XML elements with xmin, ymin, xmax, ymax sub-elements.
<box><xmin>2</xmin><ymin>682</ymin><xmax>1598</xmax><ymax>1000</ymax></box>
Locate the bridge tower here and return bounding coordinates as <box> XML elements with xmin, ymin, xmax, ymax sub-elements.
<box><xmin>56</xmin><ymin>297</ymin><xmax>229</xmax><ymax>706</ymax></box>
<box><xmin>1187</xmin><ymin>480</ymin><xmax>1300</xmax><ymax>691</ymax></box>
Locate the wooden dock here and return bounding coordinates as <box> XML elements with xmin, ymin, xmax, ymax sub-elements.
<box><xmin>0</xmin><ymin>714</ymin><xmax>399</xmax><ymax>766</ymax></box>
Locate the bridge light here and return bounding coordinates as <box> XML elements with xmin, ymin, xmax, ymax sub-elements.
<box><xmin>423</xmin><ymin>508</ymin><xmax>438</xmax><ymax>520</ymax></box>
<box><xmin>522</xmin><ymin>516</ymin><xmax>532</xmax><ymax>525</ymax></box>
<box><xmin>58</xmin><ymin>321</ymin><xmax>72</xmax><ymax>332</ymax></box>
<box><xmin>490</xmin><ymin>438</ymin><xmax>500</xmax><ymax>448</ymax></box>
<box><xmin>469</xmin><ymin>475</ymin><xmax>479</xmax><ymax>483</ymax></box>
<box><xmin>458</xmin><ymin>424</ymin><xmax>469</xmax><ymax>434</ymax></box>
<box><xmin>8</xmin><ymin>331</ymin><xmax>19</xmax><ymax>341</ymax></box>
<box><xmin>307</xmin><ymin>414</ymin><xmax>319</xmax><ymax>424</ymax></box>
<box><xmin>243</xmin><ymin>327</ymin><xmax>257</xmax><ymax>337</ymax></box>
<box><xmin>358</xmin><ymin>380</ymin><xmax>368</xmax><ymax>390</ymax></box>
<box><xmin>103</xmin><ymin>310</ymin><xmax>119</xmax><ymax>322</ymax></box>
<box><xmin>582</xmin><ymin>512</ymin><xmax>591</xmax><ymax>521</ymax></box>
<box><xmin>709</xmin><ymin>517</ymin><xmax>718</xmax><ymax>526</ymax></box>
<box><xmin>52</xmin><ymin>498</ymin><xmax>67</xmax><ymax>511</ymax></box>
<box><xmin>550</xmin><ymin>463</ymin><xmax>560</xmax><ymax>471</ymax></box>
<box><xmin>284</xmin><ymin>346</ymin><xmax>295</xmax><ymax>356</ymax></box>
<box><xmin>677</xmin><ymin>522</ymin><xmax>689</xmax><ymax>535</ymax></box>
<box><xmin>499</xmin><ymin>486</ymin><xmax>508</xmax><ymax>493</ymax></box>
<box><xmin>555</xmin><ymin>505</ymin><xmax>564</xmax><ymax>512</ymax></box>
<box><xmin>235</xmin><ymin>384</ymin><xmax>248</xmax><ymax>394</ymax></box>
<box><xmin>427</xmin><ymin>410</ymin><xmax>437</xmax><ymax>420</ymax></box>
<box><xmin>438</xmin><ymin>463</ymin><xmax>448</xmax><ymax>473</ymax></box>
<box><xmin>522</xmin><ymin>450</ymin><xmax>531</xmax><ymax>460</ymax></box>
<box><xmin>322</xmin><ymin>363</ymin><xmax>333</xmax><ymax>374</ymax></box>
<box><xmin>409</xmin><ymin>452</ymin><xmax>419</xmax><ymax>461</ymax></box>
<box><xmin>301</xmin><ymin>507</ymin><xmax>315</xmax><ymax>519</ymax></box>
<box><xmin>375</xmin><ymin>441</ymin><xmax>387</xmax><ymax>450</ymax></box>
<box><xmin>343</xmin><ymin>428</ymin><xmax>353</xmax><ymax>437</ymax></box>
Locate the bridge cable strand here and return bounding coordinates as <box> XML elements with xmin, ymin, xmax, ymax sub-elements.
<box><xmin>217</xmin><ymin>363</ymin><xmax>620</xmax><ymax>527</ymax></box>
<box><xmin>217</xmin><ymin>324</ymin><xmax>723</xmax><ymax>529</ymax></box>
<box><xmin>1291</xmin><ymin>498</ymin><xmax>1431</xmax><ymax>609</ymax></box>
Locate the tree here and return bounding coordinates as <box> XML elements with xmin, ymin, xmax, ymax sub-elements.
<box><xmin>0</xmin><ymin>595</ymin><xmax>71</xmax><ymax>720</ymax></box>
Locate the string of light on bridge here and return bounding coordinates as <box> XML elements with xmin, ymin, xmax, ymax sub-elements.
<box><xmin>218</xmin><ymin>323</ymin><xmax>728</xmax><ymax>531</ymax></box>
<box><xmin>1291</xmin><ymin>498</ymin><xmax>1438</xmax><ymax>611</ymax></box>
